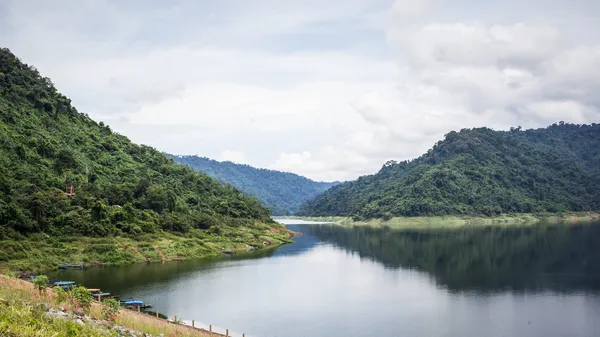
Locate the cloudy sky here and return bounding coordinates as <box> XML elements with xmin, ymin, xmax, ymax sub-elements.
<box><xmin>1</xmin><ymin>0</ymin><xmax>599</xmax><ymax>181</ymax></box>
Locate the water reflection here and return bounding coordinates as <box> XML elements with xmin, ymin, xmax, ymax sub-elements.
<box><xmin>307</xmin><ymin>222</ymin><xmax>600</xmax><ymax>292</ymax></box>
<box><xmin>49</xmin><ymin>224</ymin><xmax>321</xmax><ymax>294</ymax></box>
<box><xmin>50</xmin><ymin>248</ymin><xmax>276</xmax><ymax>295</ymax></box>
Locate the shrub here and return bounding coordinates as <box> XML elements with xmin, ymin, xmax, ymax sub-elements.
<box><xmin>70</xmin><ymin>286</ymin><xmax>92</xmax><ymax>313</ymax></box>
<box><xmin>101</xmin><ymin>298</ymin><xmax>119</xmax><ymax>321</ymax></box>
<box><xmin>33</xmin><ymin>275</ymin><xmax>49</xmax><ymax>292</ymax></box>
<box><xmin>54</xmin><ymin>286</ymin><xmax>67</xmax><ymax>304</ymax></box>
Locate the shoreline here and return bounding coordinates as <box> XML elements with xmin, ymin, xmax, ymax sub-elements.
<box><xmin>279</xmin><ymin>212</ymin><xmax>600</xmax><ymax>229</ymax></box>
<box><xmin>0</xmin><ymin>224</ymin><xmax>298</xmax><ymax>274</ymax></box>
<box><xmin>0</xmin><ymin>274</ymin><xmax>229</xmax><ymax>337</ymax></box>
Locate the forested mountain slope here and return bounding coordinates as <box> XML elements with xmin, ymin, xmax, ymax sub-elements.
<box><xmin>298</xmin><ymin>124</ymin><xmax>600</xmax><ymax>218</ymax></box>
<box><xmin>0</xmin><ymin>47</ymin><xmax>276</xmax><ymax>239</ymax></box>
<box><xmin>168</xmin><ymin>155</ymin><xmax>338</xmax><ymax>215</ymax></box>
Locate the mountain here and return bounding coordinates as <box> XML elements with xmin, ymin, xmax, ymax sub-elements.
<box><xmin>298</xmin><ymin>124</ymin><xmax>600</xmax><ymax>218</ymax></box>
<box><xmin>167</xmin><ymin>155</ymin><xmax>338</xmax><ymax>215</ymax></box>
<box><xmin>0</xmin><ymin>47</ymin><xmax>278</xmax><ymax>240</ymax></box>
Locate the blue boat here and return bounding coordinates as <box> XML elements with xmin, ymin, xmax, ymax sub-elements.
<box><xmin>121</xmin><ymin>300</ymin><xmax>143</xmax><ymax>306</ymax></box>
<box><xmin>51</xmin><ymin>281</ymin><xmax>76</xmax><ymax>290</ymax></box>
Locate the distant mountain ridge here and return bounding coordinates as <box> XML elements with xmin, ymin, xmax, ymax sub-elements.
<box><xmin>167</xmin><ymin>155</ymin><xmax>338</xmax><ymax>215</ymax></box>
<box><xmin>297</xmin><ymin>123</ymin><xmax>600</xmax><ymax>218</ymax></box>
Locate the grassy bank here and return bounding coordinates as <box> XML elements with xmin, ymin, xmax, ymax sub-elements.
<box><xmin>0</xmin><ymin>221</ymin><xmax>295</xmax><ymax>273</ymax></box>
<box><xmin>0</xmin><ymin>274</ymin><xmax>223</xmax><ymax>336</ymax></box>
<box><xmin>282</xmin><ymin>212</ymin><xmax>600</xmax><ymax>229</ymax></box>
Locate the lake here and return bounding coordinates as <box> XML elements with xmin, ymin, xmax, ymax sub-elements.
<box><xmin>50</xmin><ymin>220</ymin><xmax>600</xmax><ymax>337</ymax></box>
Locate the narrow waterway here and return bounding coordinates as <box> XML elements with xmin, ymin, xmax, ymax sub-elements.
<box><xmin>50</xmin><ymin>220</ymin><xmax>600</xmax><ymax>337</ymax></box>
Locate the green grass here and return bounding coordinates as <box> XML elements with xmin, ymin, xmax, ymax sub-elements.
<box><xmin>0</xmin><ymin>223</ymin><xmax>294</xmax><ymax>273</ymax></box>
<box><xmin>0</xmin><ymin>279</ymin><xmax>111</xmax><ymax>337</ymax></box>
<box><xmin>0</xmin><ymin>274</ymin><xmax>217</xmax><ymax>336</ymax></box>
<box><xmin>284</xmin><ymin>212</ymin><xmax>600</xmax><ymax>230</ymax></box>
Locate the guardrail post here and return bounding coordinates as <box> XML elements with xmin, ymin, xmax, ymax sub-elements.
<box><xmin>226</xmin><ymin>328</ymin><xmax>229</xmax><ymax>336</ymax></box>
<box><xmin>192</xmin><ymin>320</ymin><xmax>195</xmax><ymax>328</ymax></box>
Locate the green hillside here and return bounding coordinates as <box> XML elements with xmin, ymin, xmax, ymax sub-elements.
<box><xmin>0</xmin><ymin>48</ymin><xmax>290</xmax><ymax>270</ymax></box>
<box><xmin>168</xmin><ymin>155</ymin><xmax>338</xmax><ymax>215</ymax></box>
<box><xmin>298</xmin><ymin>124</ymin><xmax>600</xmax><ymax>218</ymax></box>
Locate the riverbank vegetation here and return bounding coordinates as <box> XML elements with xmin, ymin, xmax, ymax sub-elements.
<box><xmin>298</xmin><ymin>124</ymin><xmax>600</xmax><ymax>218</ymax></box>
<box><xmin>0</xmin><ymin>223</ymin><xmax>292</xmax><ymax>272</ymax></box>
<box><xmin>0</xmin><ymin>274</ymin><xmax>217</xmax><ymax>336</ymax></box>
<box><xmin>288</xmin><ymin>212</ymin><xmax>600</xmax><ymax>229</ymax></box>
<box><xmin>0</xmin><ymin>48</ymin><xmax>293</xmax><ymax>272</ymax></box>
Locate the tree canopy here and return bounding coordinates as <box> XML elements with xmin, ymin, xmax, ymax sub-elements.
<box><xmin>0</xmin><ymin>47</ymin><xmax>273</xmax><ymax>239</ymax></box>
<box><xmin>298</xmin><ymin>124</ymin><xmax>600</xmax><ymax>218</ymax></box>
<box><xmin>168</xmin><ymin>155</ymin><xmax>338</xmax><ymax>215</ymax></box>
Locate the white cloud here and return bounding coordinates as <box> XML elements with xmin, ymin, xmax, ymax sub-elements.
<box><xmin>218</xmin><ymin>150</ymin><xmax>249</xmax><ymax>165</ymax></box>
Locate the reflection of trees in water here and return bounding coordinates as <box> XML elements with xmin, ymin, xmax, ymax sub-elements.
<box><xmin>49</xmin><ymin>249</ymin><xmax>275</xmax><ymax>294</ymax></box>
<box><xmin>308</xmin><ymin>223</ymin><xmax>600</xmax><ymax>292</ymax></box>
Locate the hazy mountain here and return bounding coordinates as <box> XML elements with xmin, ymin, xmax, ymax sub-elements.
<box><xmin>168</xmin><ymin>155</ymin><xmax>338</xmax><ymax>215</ymax></box>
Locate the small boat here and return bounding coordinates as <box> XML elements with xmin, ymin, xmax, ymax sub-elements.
<box><xmin>89</xmin><ymin>289</ymin><xmax>111</xmax><ymax>298</ymax></box>
<box><xmin>71</xmin><ymin>262</ymin><xmax>86</xmax><ymax>269</ymax></box>
<box><xmin>19</xmin><ymin>273</ymin><xmax>37</xmax><ymax>280</ymax></box>
<box><xmin>121</xmin><ymin>300</ymin><xmax>144</xmax><ymax>306</ymax></box>
<box><xmin>57</xmin><ymin>262</ymin><xmax>86</xmax><ymax>270</ymax></box>
<box><xmin>52</xmin><ymin>281</ymin><xmax>76</xmax><ymax>290</ymax></box>
<box><xmin>221</xmin><ymin>250</ymin><xmax>233</xmax><ymax>255</ymax></box>
<box><xmin>247</xmin><ymin>246</ymin><xmax>257</xmax><ymax>252</ymax></box>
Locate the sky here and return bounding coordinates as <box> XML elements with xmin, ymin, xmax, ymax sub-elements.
<box><xmin>1</xmin><ymin>0</ymin><xmax>599</xmax><ymax>182</ymax></box>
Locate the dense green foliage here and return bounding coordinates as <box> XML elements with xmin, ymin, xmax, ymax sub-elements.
<box><xmin>101</xmin><ymin>298</ymin><xmax>120</xmax><ymax>321</ymax></box>
<box><xmin>70</xmin><ymin>286</ymin><xmax>93</xmax><ymax>313</ymax></box>
<box><xmin>0</xmin><ymin>47</ymin><xmax>274</xmax><ymax>239</ymax></box>
<box><xmin>168</xmin><ymin>155</ymin><xmax>338</xmax><ymax>215</ymax></box>
<box><xmin>33</xmin><ymin>274</ymin><xmax>48</xmax><ymax>292</ymax></box>
<box><xmin>309</xmin><ymin>223</ymin><xmax>600</xmax><ymax>291</ymax></box>
<box><xmin>298</xmin><ymin>124</ymin><xmax>600</xmax><ymax>218</ymax></box>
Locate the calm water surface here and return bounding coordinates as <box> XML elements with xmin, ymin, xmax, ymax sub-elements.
<box><xmin>50</xmin><ymin>220</ymin><xmax>600</xmax><ymax>337</ymax></box>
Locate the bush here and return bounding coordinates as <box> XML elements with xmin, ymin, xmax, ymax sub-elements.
<box><xmin>70</xmin><ymin>286</ymin><xmax>92</xmax><ymax>313</ymax></box>
<box><xmin>101</xmin><ymin>298</ymin><xmax>119</xmax><ymax>321</ymax></box>
<box><xmin>53</xmin><ymin>286</ymin><xmax>67</xmax><ymax>304</ymax></box>
<box><xmin>33</xmin><ymin>275</ymin><xmax>49</xmax><ymax>292</ymax></box>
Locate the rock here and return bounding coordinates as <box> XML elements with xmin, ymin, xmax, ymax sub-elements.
<box><xmin>59</xmin><ymin>306</ymin><xmax>66</xmax><ymax>312</ymax></box>
<box><xmin>74</xmin><ymin>308</ymin><xmax>85</xmax><ymax>316</ymax></box>
<box><xmin>75</xmin><ymin>319</ymin><xmax>84</xmax><ymax>325</ymax></box>
<box><xmin>99</xmin><ymin>320</ymin><xmax>112</xmax><ymax>328</ymax></box>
